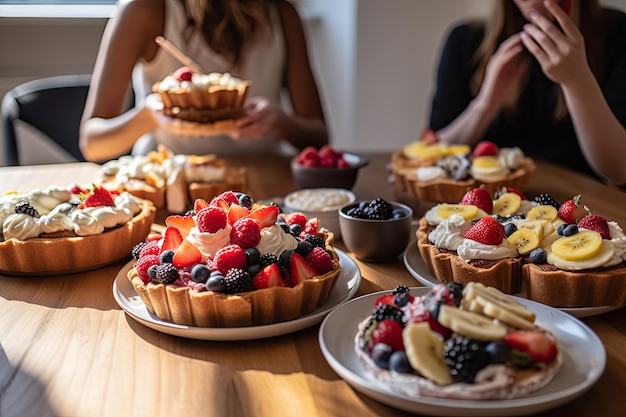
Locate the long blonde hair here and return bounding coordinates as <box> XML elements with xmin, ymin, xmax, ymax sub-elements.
<box><xmin>181</xmin><ymin>0</ymin><xmax>273</xmax><ymax>69</ymax></box>
<box><xmin>471</xmin><ymin>0</ymin><xmax>604</xmax><ymax>121</ymax></box>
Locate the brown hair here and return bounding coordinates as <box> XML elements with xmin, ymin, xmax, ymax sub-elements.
<box><xmin>471</xmin><ymin>0</ymin><xmax>605</xmax><ymax>120</ymax></box>
<box><xmin>180</xmin><ymin>0</ymin><xmax>273</xmax><ymax>70</ymax></box>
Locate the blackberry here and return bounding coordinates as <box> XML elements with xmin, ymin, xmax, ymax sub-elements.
<box><xmin>132</xmin><ymin>242</ymin><xmax>147</xmax><ymax>259</ymax></box>
<box><xmin>303</xmin><ymin>234</ymin><xmax>326</xmax><ymax>249</ymax></box>
<box><xmin>295</xmin><ymin>240</ymin><xmax>314</xmax><ymax>257</ymax></box>
<box><xmin>445</xmin><ymin>282</ymin><xmax>464</xmax><ymax>306</ymax></box>
<box><xmin>259</xmin><ymin>253</ymin><xmax>280</xmax><ymax>268</ymax></box>
<box><xmin>224</xmin><ymin>268</ymin><xmax>254</xmax><ymax>294</ymax></box>
<box><xmin>346</xmin><ymin>206</ymin><xmax>367</xmax><ymax>219</ymax></box>
<box><xmin>444</xmin><ymin>336</ymin><xmax>490</xmax><ymax>383</ymax></box>
<box><xmin>393</xmin><ymin>285</ymin><xmax>410</xmax><ymax>294</ymax></box>
<box><xmin>372</xmin><ymin>304</ymin><xmax>404</xmax><ymax>325</ymax></box>
<box><xmin>534</xmin><ymin>193</ymin><xmax>560</xmax><ymax>208</ymax></box>
<box><xmin>364</xmin><ymin>198</ymin><xmax>393</xmax><ymax>220</ymax></box>
<box><xmin>15</xmin><ymin>201</ymin><xmax>39</xmax><ymax>218</ymax></box>
<box><xmin>154</xmin><ymin>263</ymin><xmax>179</xmax><ymax>284</ymax></box>
<box><xmin>392</xmin><ymin>286</ymin><xmax>411</xmax><ymax>307</ymax></box>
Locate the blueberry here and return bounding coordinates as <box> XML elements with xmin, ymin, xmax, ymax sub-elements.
<box><xmin>529</xmin><ymin>248</ymin><xmax>547</xmax><ymax>264</ymax></box>
<box><xmin>504</xmin><ymin>223</ymin><xmax>518</xmax><ymax>238</ymax></box>
<box><xmin>562</xmin><ymin>224</ymin><xmax>579</xmax><ymax>236</ymax></box>
<box><xmin>557</xmin><ymin>223</ymin><xmax>568</xmax><ymax>236</ymax></box>
<box><xmin>393</xmin><ymin>291</ymin><xmax>410</xmax><ymax>307</ymax></box>
<box><xmin>205</xmin><ymin>275</ymin><xmax>227</xmax><ymax>292</ymax></box>
<box><xmin>389</xmin><ymin>351</ymin><xmax>412</xmax><ymax>373</ymax></box>
<box><xmin>244</xmin><ymin>247</ymin><xmax>261</xmax><ymax>266</ymax></box>
<box><xmin>246</xmin><ymin>264</ymin><xmax>262</xmax><ymax>279</ymax></box>
<box><xmin>279</xmin><ymin>249</ymin><xmax>295</xmax><ymax>270</ymax></box>
<box><xmin>295</xmin><ymin>240</ymin><xmax>314</xmax><ymax>257</ymax></box>
<box><xmin>238</xmin><ymin>193</ymin><xmax>254</xmax><ymax>210</ymax></box>
<box><xmin>370</xmin><ymin>343</ymin><xmax>393</xmax><ymax>369</ymax></box>
<box><xmin>147</xmin><ymin>265</ymin><xmax>158</xmax><ymax>279</ymax></box>
<box><xmin>191</xmin><ymin>264</ymin><xmax>211</xmax><ymax>283</ymax></box>
<box><xmin>485</xmin><ymin>341</ymin><xmax>509</xmax><ymax>364</ymax></box>
<box><xmin>159</xmin><ymin>249</ymin><xmax>175</xmax><ymax>264</ymax></box>
<box><xmin>391</xmin><ymin>208</ymin><xmax>405</xmax><ymax>219</ymax></box>
<box><xmin>289</xmin><ymin>224</ymin><xmax>302</xmax><ymax>236</ymax></box>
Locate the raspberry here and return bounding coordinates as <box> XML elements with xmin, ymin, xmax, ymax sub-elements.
<box><xmin>139</xmin><ymin>240</ymin><xmax>160</xmax><ymax>258</ymax></box>
<box><xmin>224</xmin><ymin>268</ymin><xmax>254</xmax><ymax>294</ymax></box>
<box><xmin>154</xmin><ymin>263</ymin><xmax>179</xmax><ymax>284</ymax></box>
<box><xmin>230</xmin><ymin>217</ymin><xmax>261</xmax><ymax>248</ymax></box>
<box><xmin>305</xmin><ymin>247</ymin><xmax>333</xmax><ymax>274</ymax></box>
<box><xmin>285</xmin><ymin>212</ymin><xmax>307</xmax><ymax>229</ymax></box>
<box><xmin>213</xmin><ymin>244</ymin><xmax>247</xmax><ymax>275</ymax></box>
<box><xmin>135</xmin><ymin>254</ymin><xmax>160</xmax><ymax>284</ymax></box>
<box><xmin>196</xmin><ymin>206</ymin><xmax>227</xmax><ymax>233</ymax></box>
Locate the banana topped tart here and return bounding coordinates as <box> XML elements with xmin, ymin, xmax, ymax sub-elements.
<box><xmin>417</xmin><ymin>188</ymin><xmax>626</xmax><ymax>307</ymax></box>
<box><xmin>0</xmin><ymin>184</ymin><xmax>155</xmax><ymax>274</ymax></box>
<box><xmin>127</xmin><ymin>191</ymin><xmax>341</xmax><ymax>327</ymax></box>
<box><xmin>391</xmin><ymin>133</ymin><xmax>535</xmax><ymax>203</ymax></box>
<box><xmin>355</xmin><ymin>283</ymin><xmax>562</xmax><ymax>400</ymax></box>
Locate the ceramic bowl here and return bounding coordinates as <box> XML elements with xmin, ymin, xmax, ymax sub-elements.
<box><xmin>283</xmin><ymin>188</ymin><xmax>356</xmax><ymax>240</ymax></box>
<box><xmin>339</xmin><ymin>200</ymin><xmax>413</xmax><ymax>262</ymax></box>
<box><xmin>290</xmin><ymin>152</ymin><xmax>369</xmax><ymax>190</ymax></box>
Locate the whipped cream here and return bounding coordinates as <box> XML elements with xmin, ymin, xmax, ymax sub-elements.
<box><xmin>416</xmin><ymin>166</ymin><xmax>447</xmax><ymax>182</ymax></box>
<box><xmin>2</xmin><ymin>213</ymin><xmax>42</xmax><ymax>240</ymax></box>
<box><xmin>158</xmin><ymin>72</ymin><xmax>244</xmax><ymax>91</ymax></box>
<box><xmin>498</xmin><ymin>147</ymin><xmax>525</xmax><ymax>170</ymax></box>
<box><xmin>187</xmin><ymin>225</ymin><xmax>232</xmax><ymax>259</ymax></box>
<box><xmin>457</xmin><ymin>239</ymin><xmax>519</xmax><ymax>261</ymax></box>
<box><xmin>256</xmin><ymin>224</ymin><xmax>298</xmax><ymax>256</ymax></box>
<box><xmin>428</xmin><ymin>215</ymin><xmax>471</xmax><ymax>251</ymax></box>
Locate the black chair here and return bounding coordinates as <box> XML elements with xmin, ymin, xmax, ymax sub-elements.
<box><xmin>1</xmin><ymin>74</ymin><xmax>92</xmax><ymax>166</ymax></box>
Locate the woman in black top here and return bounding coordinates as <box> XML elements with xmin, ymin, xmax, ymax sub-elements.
<box><xmin>428</xmin><ymin>0</ymin><xmax>626</xmax><ymax>186</ymax></box>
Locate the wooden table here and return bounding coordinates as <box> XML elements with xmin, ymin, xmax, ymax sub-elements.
<box><xmin>1</xmin><ymin>155</ymin><xmax>625</xmax><ymax>417</ymax></box>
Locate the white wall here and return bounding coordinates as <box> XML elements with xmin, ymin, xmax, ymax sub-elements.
<box><xmin>1</xmin><ymin>0</ymin><xmax>625</xmax><ymax>164</ymax></box>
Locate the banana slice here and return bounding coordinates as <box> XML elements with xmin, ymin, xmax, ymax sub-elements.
<box><xmin>436</xmin><ymin>204</ymin><xmax>478</xmax><ymax>220</ymax></box>
<box><xmin>475</xmin><ymin>295</ymin><xmax>536</xmax><ymax>330</ymax></box>
<box><xmin>492</xmin><ymin>193</ymin><xmax>522</xmax><ymax>216</ymax></box>
<box><xmin>513</xmin><ymin>219</ymin><xmax>549</xmax><ymax>240</ymax></box>
<box><xmin>551</xmin><ymin>230</ymin><xmax>602</xmax><ymax>261</ymax></box>
<box><xmin>472</xmin><ymin>156</ymin><xmax>501</xmax><ymax>168</ymax></box>
<box><xmin>403</xmin><ymin>323</ymin><xmax>453</xmax><ymax>386</ymax></box>
<box><xmin>446</xmin><ymin>145</ymin><xmax>471</xmax><ymax>156</ymax></box>
<box><xmin>438</xmin><ymin>304</ymin><xmax>507</xmax><ymax>341</ymax></box>
<box><xmin>526</xmin><ymin>205</ymin><xmax>559</xmax><ymax>222</ymax></box>
<box><xmin>462</xmin><ymin>282</ymin><xmax>536</xmax><ymax>322</ymax></box>
<box><xmin>506</xmin><ymin>228</ymin><xmax>540</xmax><ymax>255</ymax></box>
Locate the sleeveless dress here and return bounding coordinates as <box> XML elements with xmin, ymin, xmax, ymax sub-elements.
<box><xmin>131</xmin><ymin>0</ymin><xmax>296</xmax><ymax>156</ymax></box>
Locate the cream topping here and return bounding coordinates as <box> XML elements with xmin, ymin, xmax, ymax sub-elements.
<box><xmin>498</xmin><ymin>147</ymin><xmax>525</xmax><ymax>170</ymax></box>
<box><xmin>187</xmin><ymin>225</ymin><xmax>232</xmax><ymax>258</ymax></box>
<box><xmin>256</xmin><ymin>224</ymin><xmax>298</xmax><ymax>256</ymax></box>
<box><xmin>428</xmin><ymin>214</ymin><xmax>471</xmax><ymax>251</ymax></box>
<box><xmin>71</xmin><ymin>211</ymin><xmax>105</xmax><ymax>236</ymax></box>
<box><xmin>457</xmin><ymin>239</ymin><xmax>519</xmax><ymax>261</ymax></box>
<box><xmin>3</xmin><ymin>213</ymin><xmax>42</xmax><ymax>240</ymax></box>
<box><xmin>416</xmin><ymin>166</ymin><xmax>447</xmax><ymax>182</ymax></box>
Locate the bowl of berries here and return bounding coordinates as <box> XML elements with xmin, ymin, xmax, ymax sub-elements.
<box><xmin>291</xmin><ymin>145</ymin><xmax>369</xmax><ymax>190</ymax></box>
<box><xmin>339</xmin><ymin>198</ymin><xmax>413</xmax><ymax>262</ymax></box>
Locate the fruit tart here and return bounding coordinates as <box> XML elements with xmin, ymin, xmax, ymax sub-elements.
<box><xmin>0</xmin><ymin>184</ymin><xmax>156</xmax><ymax>274</ymax></box>
<box><xmin>391</xmin><ymin>133</ymin><xmax>536</xmax><ymax>203</ymax></box>
<box><xmin>355</xmin><ymin>283</ymin><xmax>562</xmax><ymax>400</ymax></box>
<box><xmin>127</xmin><ymin>191</ymin><xmax>342</xmax><ymax>327</ymax></box>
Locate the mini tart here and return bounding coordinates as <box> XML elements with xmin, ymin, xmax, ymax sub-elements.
<box><xmin>128</xmin><ymin>233</ymin><xmax>342</xmax><ymax>327</ymax></box>
<box><xmin>523</xmin><ymin>262</ymin><xmax>626</xmax><ymax>308</ymax></box>
<box><xmin>391</xmin><ymin>150</ymin><xmax>536</xmax><ymax>203</ymax></box>
<box><xmin>416</xmin><ymin>217</ymin><xmax>523</xmax><ymax>294</ymax></box>
<box><xmin>0</xmin><ymin>199</ymin><xmax>156</xmax><ymax>275</ymax></box>
<box><xmin>187</xmin><ymin>167</ymin><xmax>249</xmax><ymax>204</ymax></box>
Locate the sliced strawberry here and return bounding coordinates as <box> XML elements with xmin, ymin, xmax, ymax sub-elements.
<box><xmin>302</xmin><ymin>217</ymin><xmax>319</xmax><ymax>236</ymax></box>
<box><xmin>227</xmin><ymin>203</ymin><xmax>250</xmax><ymax>226</ymax></box>
<box><xmin>463</xmin><ymin>216</ymin><xmax>504</xmax><ymax>245</ymax></box>
<box><xmin>210</xmin><ymin>197</ymin><xmax>230</xmax><ymax>211</ymax></box>
<box><xmin>248</xmin><ymin>205</ymin><xmax>279</xmax><ymax>228</ymax></box>
<box><xmin>472</xmin><ymin>140</ymin><xmax>499</xmax><ymax>157</ymax></box>
<box><xmin>211</xmin><ymin>191</ymin><xmax>239</xmax><ymax>207</ymax></box>
<box><xmin>172</xmin><ymin>239</ymin><xmax>203</xmax><ymax>267</ymax></box>
<box><xmin>578</xmin><ymin>214</ymin><xmax>611</xmax><ymax>239</ymax></box>
<box><xmin>78</xmin><ymin>185</ymin><xmax>115</xmax><ymax>209</ymax></box>
<box><xmin>504</xmin><ymin>331</ymin><xmax>558</xmax><ymax>362</ymax></box>
<box><xmin>558</xmin><ymin>195</ymin><xmax>588</xmax><ymax>223</ymax></box>
<box><xmin>420</xmin><ymin>128</ymin><xmax>439</xmax><ymax>144</ymax></box>
<box><xmin>173</xmin><ymin>66</ymin><xmax>193</xmax><ymax>82</ymax></box>
<box><xmin>409</xmin><ymin>306</ymin><xmax>451</xmax><ymax>339</ymax></box>
<box><xmin>252</xmin><ymin>263</ymin><xmax>285</xmax><ymax>289</ymax></box>
<box><xmin>290</xmin><ymin>252</ymin><xmax>319</xmax><ymax>285</ymax></box>
<box><xmin>161</xmin><ymin>226</ymin><xmax>183</xmax><ymax>253</ymax></box>
<box><xmin>369</xmin><ymin>319</ymin><xmax>404</xmax><ymax>352</ymax></box>
<box><xmin>146</xmin><ymin>232</ymin><xmax>162</xmax><ymax>242</ymax></box>
<box><xmin>165</xmin><ymin>215</ymin><xmax>195</xmax><ymax>237</ymax></box>
<box><xmin>193</xmin><ymin>198</ymin><xmax>210</xmax><ymax>213</ymax></box>
<box><xmin>285</xmin><ymin>212</ymin><xmax>307</xmax><ymax>229</ymax></box>
<box><xmin>374</xmin><ymin>294</ymin><xmax>396</xmax><ymax>307</ymax></box>
<box><xmin>461</xmin><ymin>186</ymin><xmax>493</xmax><ymax>214</ymax></box>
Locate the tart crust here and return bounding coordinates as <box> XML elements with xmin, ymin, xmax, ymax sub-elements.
<box><xmin>0</xmin><ymin>199</ymin><xmax>156</xmax><ymax>275</ymax></box>
<box><xmin>128</xmin><ymin>233</ymin><xmax>342</xmax><ymax>327</ymax></box>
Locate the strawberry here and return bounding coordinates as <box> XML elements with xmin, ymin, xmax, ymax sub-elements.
<box><xmin>146</xmin><ymin>232</ymin><xmax>162</xmax><ymax>242</ymax></box>
<box><xmin>504</xmin><ymin>330</ymin><xmax>558</xmax><ymax>363</ymax></box>
<box><xmin>172</xmin><ymin>239</ymin><xmax>203</xmax><ymax>267</ymax></box>
<box><xmin>290</xmin><ymin>252</ymin><xmax>319</xmax><ymax>285</ymax></box>
<box><xmin>210</xmin><ymin>197</ymin><xmax>230</xmax><ymax>211</ymax></box>
<box><xmin>420</xmin><ymin>128</ymin><xmax>439</xmax><ymax>144</ymax></box>
<box><xmin>558</xmin><ymin>195</ymin><xmax>587</xmax><ymax>223</ymax></box>
<box><xmin>230</xmin><ymin>217</ymin><xmax>261</xmax><ymax>248</ymax></box>
<box><xmin>247</xmin><ymin>205</ymin><xmax>279</xmax><ymax>228</ymax></box>
<box><xmin>408</xmin><ymin>306</ymin><xmax>452</xmax><ymax>339</ymax></box>
<box><xmin>252</xmin><ymin>263</ymin><xmax>285</xmax><ymax>289</ymax></box>
<box><xmin>196</xmin><ymin>206</ymin><xmax>227</xmax><ymax>233</ymax></box>
<box><xmin>285</xmin><ymin>212</ymin><xmax>308</xmax><ymax>229</ymax></box>
<box><xmin>193</xmin><ymin>198</ymin><xmax>209</xmax><ymax>213</ymax></box>
<box><xmin>578</xmin><ymin>214</ymin><xmax>611</xmax><ymax>239</ymax></box>
<box><xmin>213</xmin><ymin>191</ymin><xmax>239</xmax><ymax>206</ymax></box>
<box><xmin>302</xmin><ymin>217</ymin><xmax>319</xmax><ymax>236</ymax></box>
<box><xmin>135</xmin><ymin>254</ymin><xmax>160</xmax><ymax>284</ymax></box>
<box><xmin>305</xmin><ymin>246</ymin><xmax>334</xmax><ymax>274</ymax></box>
<box><xmin>213</xmin><ymin>244</ymin><xmax>247</xmax><ymax>275</ymax></box>
<box><xmin>173</xmin><ymin>66</ymin><xmax>193</xmax><ymax>82</ymax></box>
<box><xmin>227</xmin><ymin>203</ymin><xmax>250</xmax><ymax>225</ymax></box>
<box><xmin>472</xmin><ymin>140</ymin><xmax>499</xmax><ymax>157</ymax></box>
<box><xmin>70</xmin><ymin>185</ymin><xmax>86</xmax><ymax>195</ymax></box>
<box><xmin>78</xmin><ymin>185</ymin><xmax>115</xmax><ymax>209</ymax></box>
<box><xmin>369</xmin><ymin>319</ymin><xmax>404</xmax><ymax>352</ymax></box>
<box><xmin>461</xmin><ymin>186</ymin><xmax>493</xmax><ymax>214</ymax></box>
<box><xmin>463</xmin><ymin>216</ymin><xmax>504</xmax><ymax>245</ymax></box>
<box><xmin>161</xmin><ymin>226</ymin><xmax>183</xmax><ymax>253</ymax></box>
<box><xmin>165</xmin><ymin>215</ymin><xmax>195</xmax><ymax>237</ymax></box>
<box><xmin>375</xmin><ymin>292</ymin><xmax>415</xmax><ymax>307</ymax></box>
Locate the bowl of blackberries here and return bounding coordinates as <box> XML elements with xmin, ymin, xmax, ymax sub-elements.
<box><xmin>339</xmin><ymin>198</ymin><xmax>413</xmax><ymax>262</ymax></box>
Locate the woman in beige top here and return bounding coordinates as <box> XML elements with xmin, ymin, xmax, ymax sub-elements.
<box><xmin>79</xmin><ymin>0</ymin><xmax>328</xmax><ymax>162</ymax></box>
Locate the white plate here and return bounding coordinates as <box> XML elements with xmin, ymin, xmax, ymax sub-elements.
<box><xmin>113</xmin><ymin>249</ymin><xmax>361</xmax><ymax>341</ymax></box>
<box><xmin>319</xmin><ymin>287</ymin><xmax>606</xmax><ymax>416</ymax></box>
<box><xmin>403</xmin><ymin>244</ymin><xmax>622</xmax><ymax>318</ymax></box>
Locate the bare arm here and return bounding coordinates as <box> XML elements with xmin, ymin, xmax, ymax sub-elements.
<box><xmin>520</xmin><ymin>0</ymin><xmax>626</xmax><ymax>185</ymax></box>
<box><xmin>79</xmin><ymin>0</ymin><xmax>163</xmax><ymax>163</ymax></box>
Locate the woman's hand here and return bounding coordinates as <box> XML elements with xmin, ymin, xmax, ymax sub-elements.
<box><xmin>232</xmin><ymin>96</ymin><xmax>293</xmax><ymax>140</ymax></box>
<box><xmin>475</xmin><ymin>33</ymin><xmax>529</xmax><ymax>112</ymax></box>
<box><xmin>520</xmin><ymin>0</ymin><xmax>590</xmax><ymax>87</ymax></box>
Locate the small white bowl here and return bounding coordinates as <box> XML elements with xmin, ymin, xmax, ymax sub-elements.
<box><xmin>283</xmin><ymin>188</ymin><xmax>356</xmax><ymax>240</ymax></box>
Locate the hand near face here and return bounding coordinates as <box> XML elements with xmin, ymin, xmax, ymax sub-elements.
<box><xmin>520</xmin><ymin>0</ymin><xmax>589</xmax><ymax>86</ymax></box>
<box><xmin>232</xmin><ymin>96</ymin><xmax>291</xmax><ymax>140</ymax></box>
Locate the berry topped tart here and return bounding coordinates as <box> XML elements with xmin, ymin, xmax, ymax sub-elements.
<box><xmin>355</xmin><ymin>283</ymin><xmax>562</xmax><ymax>400</ymax></box>
<box><xmin>417</xmin><ymin>187</ymin><xmax>626</xmax><ymax>307</ymax></box>
<box><xmin>127</xmin><ymin>191</ymin><xmax>342</xmax><ymax>327</ymax></box>
<box><xmin>0</xmin><ymin>184</ymin><xmax>156</xmax><ymax>274</ymax></box>
<box><xmin>391</xmin><ymin>131</ymin><xmax>536</xmax><ymax>203</ymax></box>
